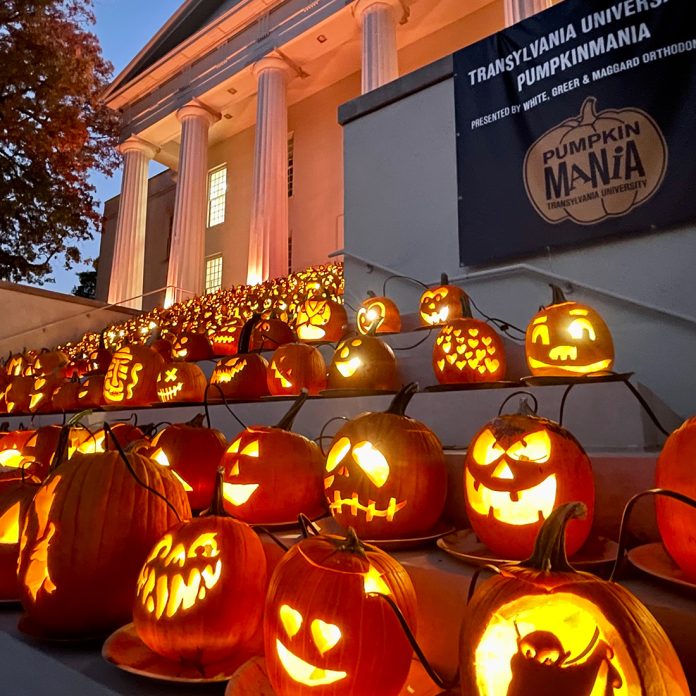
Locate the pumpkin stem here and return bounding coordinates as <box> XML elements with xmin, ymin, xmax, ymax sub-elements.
<box><xmin>386</xmin><ymin>382</ymin><xmax>418</xmax><ymax>416</ymax></box>
<box><xmin>238</xmin><ymin>314</ymin><xmax>262</xmax><ymax>354</ymax></box>
<box><xmin>186</xmin><ymin>413</ymin><xmax>207</xmax><ymax>429</ymax></box>
<box><xmin>519</xmin><ymin>502</ymin><xmax>586</xmax><ymax>572</ymax></box>
<box><xmin>275</xmin><ymin>389</ymin><xmax>309</xmax><ymax>430</ymax></box>
<box><xmin>440</xmin><ymin>272</ymin><xmax>449</xmax><ymax>286</ymax></box>
<box><xmin>517</xmin><ymin>397</ymin><xmax>538</xmax><ymax>417</ymax></box>
<box><xmin>578</xmin><ymin>96</ymin><xmax>598</xmax><ymax>126</ymax></box>
<box><xmin>336</xmin><ymin>527</ymin><xmax>368</xmax><ymax>559</ymax></box>
<box><xmin>366</xmin><ymin>289</ymin><xmax>376</xmax><ymax>299</ymax></box>
<box><xmin>366</xmin><ymin>314</ymin><xmax>384</xmax><ymax>335</ymax></box>
<box><xmin>201</xmin><ymin>468</ymin><xmax>231</xmax><ymax>517</ymax></box>
<box><xmin>460</xmin><ymin>295</ymin><xmax>473</xmax><ymax>319</ymax></box>
<box><xmin>549</xmin><ymin>284</ymin><xmax>567</xmax><ymax>305</ymax></box>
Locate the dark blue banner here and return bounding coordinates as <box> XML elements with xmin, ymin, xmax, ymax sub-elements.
<box><xmin>454</xmin><ymin>0</ymin><xmax>696</xmax><ymax>265</ymax></box>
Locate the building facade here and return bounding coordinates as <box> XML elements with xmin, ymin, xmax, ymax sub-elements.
<box><xmin>96</xmin><ymin>0</ymin><xmax>558</xmax><ymax>311</ymax></box>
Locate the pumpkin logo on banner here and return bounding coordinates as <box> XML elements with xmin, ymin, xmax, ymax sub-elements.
<box><xmin>524</xmin><ymin>96</ymin><xmax>668</xmax><ymax>225</ymax></box>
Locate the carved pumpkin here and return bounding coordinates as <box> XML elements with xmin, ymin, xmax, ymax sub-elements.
<box><xmin>4</xmin><ymin>376</ymin><xmax>34</xmax><ymax>414</ymax></box>
<box><xmin>526</xmin><ymin>285</ymin><xmax>614</xmax><ymax>377</ymax></box>
<box><xmin>249</xmin><ymin>318</ymin><xmax>296</xmax><ymax>352</ymax></box>
<box><xmin>156</xmin><ymin>362</ymin><xmax>207</xmax><ymax>403</ymax></box>
<box><xmin>74</xmin><ymin>422</ymin><xmax>144</xmax><ymax>455</ymax></box>
<box><xmin>5</xmin><ymin>352</ymin><xmax>30</xmax><ymax>379</ymax></box>
<box><xmin>265</xmin><ymin>529</ymin><xmax>417</xmax><ymax>696</ymax></box>
<box><xmin>221</xmin><ymin>392</ymin><xmax>326</xmax><ymax>524</ymax></box>
<box><xmin>133</xmin><ymin>471</ymin><xmax>267</xmax><ymax>664</ymax></box>
<box><xmin>324</xmin><ymin>383</ymin><xmax>447</xmax><ymax>538</ymax></box>
<box><xmin>357</xmin><ymin>292</ymin><xmax>401</xmax><ymax>335</ymax></box>
<box><xmin>419</xmin><ymin>274</ymin><xmax>466</xmax><ymax>327</ymax></box>
<box><xmin>172</xmin><ymin>332</ymin><xmax>213</xmax><ymax>362</ymax></box>
<box><xmin>52</xmin><ymin>377</ymin><xmax>82</xmax><ymax>412</ymax></box>
<box><xmin>460</xmin><ymin>503</ymin><xmax>689</xmax><ymax>696</ymax></box>
<box><xmin>210</xmin><ymin>316</ymin><xmax>270</xmax><ymax>401</ymax></box>
<box><xmin>524</xmin><ymin>97</ymin><xmax>667</xmax><ymax>225</ymax></box>
<box><xmin>77</xmin><ymin>374</ymin><xmax>106</xmax><ymax>408</ymax></box>
<box><xmin>655</xmin><ymin>416</ymin><xmax>696</xmax><ymax>582</ymax></box>
<box><xmin>210</xmin><ymin>322</ymin><xmax>243</xmax><ymax>357</ymax></box>
<box><xmin>147</xmin><ymin>415</ymin><xmax>227</xmax><ymax>512</ymax></box>
<box><xmin>20</xmin><ymin>425</ymin><xmax>89</xmax><ymax>481</ymax></box>
<box><xmin>0</xmin><ymin>429</ymin><xmax>36</xmax><ymax>480</ymax></box>
<box><xmin>0</xmin><ymin>478</ymin><xmax>39</xmax><ymax>600</ymax></box>
<box><xmin>88</xmin><ymin>332</ymin><xmax>113</xmax><ymax>374</ymax></box>
<box><xmin>28</xmin><ymin>373</ymin><xmax>64</xmax><ymax>413</ymax></box>
<box><xmin>103</xmin><ymin>344</ymin><xmax>166</xmax><ymax>406</ymax></box>
<box><xmin>327</xmin><ymin>333</ymin><xmax>400</xmax><ymax>392</ymax></box>
<box><xmin>295</xmin><ymin>298</ymin><xmax>347</xmax><ymax>343</ymax></box>
<box><xmin>64</xmin><ymin>356</ymin><xmax>90</xmax><ymax>380</ymax></box>
<box><xmin>267</xmin><ymin>343</ymin><xmax>327</xmax><ymax>396</ymax></box>
<box><xmin>432</xmin><ymin>296</ymin><xmax>506</xmax><ymax>384</ymax></box>
<box><xmin>32</xmin><ymin>349</ymin><xmax>69</xmax><ymax>378</ymax></box>
<box><xmin>464</xmin><ymin>401</ymin><xmax>594</xmax><ymax>560</ymax></box>
<box><xmin>18</xmin><ymin>448</ymin><xmax>191</xmax><ymax>637</ymax></box>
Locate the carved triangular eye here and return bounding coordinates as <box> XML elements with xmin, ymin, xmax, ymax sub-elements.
<box><xmin>471</xmin><ymin>429</ymin><xmax>505</xmax><ymax>466</ymax></box>
<box><xmin>311</xmin><ymin>619</ymin><xmax>341</xmax><ymax>654</ymax></box>
<box><xmin>506</xmin><ymin>431</ymin><xmax>551</xmax><ymax>463</ymax></box>
<box><xmin>280</xmin><ymin>604</ymin><xmax>303</xmax><ymax>638</ymax></box>
<box><xmin>351</xmin><ymin>441</ymin><xmax>389</xmax><ymax>487</ymax></box>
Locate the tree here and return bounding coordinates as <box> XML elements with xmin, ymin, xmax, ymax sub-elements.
<box><xmin>72</xmin><ymin>259</ymin><xmax>97</xmax><ymax>298</ymax></box>
<box><xmin>0</xmin><ymin>0</ymin><xmax>119</xmax><ymax>284</ymax></box>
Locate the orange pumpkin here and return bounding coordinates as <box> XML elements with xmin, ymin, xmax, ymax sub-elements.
<box><xmin>461</xmin><ymin>503</ymin><xmax>689</xmax><ymax>696</ymax></box>
<box><xmin>356</xmin><ymin>292</ymin><xmax>401</xmax><ymax>335</ymax></box>
<box><xmin>210</xmin><ymin>322</ymin><xmax>243</xmax><ymax>356</ymax></box>
<box><xmin>88</xmin><ymin>332</ymin><xmax>113</xmax><ymax>375</ymax></box>
<box><xmin>103</xmin><ymin>344</ymin><xmax>166</xmax><ymax>406</ymax></box>
<box><xmin>77</xmin><ymin>374</ymin><xmax>106</xmax><ymax>408</ymax></box>
<box><xmin>526</xmin><ymin>285</ymin><xmax>614</xmax><ymax>377</ymax></box>
<box><xmin>32</xmin><ymin>349</ymin><xmax>69</xmax><ymax>378</ymax></box>
<box><xmin>171</xmin><ymin>332</ymin><xmax>213</xmax><ymax>362</ymax></box>
<box><xmin>295</xmin><ymin>298</ymin><xmax>347</xmax><ymax>343</ymax></box>
<box><xmin>419</xmin><ymin>274</ymin><xmax>466</xmax><ymax>326</ymax></box>
<box><xmin>4</xmin><ymin>376</ymin><xmax>34</xmax><ymax>414</ymax></box>
<box><xmin>464</xmin><ymin>402</ymin><xmax>594</xmax><ymax>560</ymax></box>
<box><xmin>249</xmin><ymin>318</ymin><xmax>296</xmax><ymax>352</ymax></box>
<box><xmin>432</xmin><ymin>296</ymin><xmax>506</xmax><ymax>384</ymax></box>
<box><xmin>267</xmin><ymin>343</ymin><xmax>327</xmax><ymax>396</ymax></box>
<box><xmin>327</xmin><ymin>333</ymin><xmax>400</xmax><ymax>392</ymax></box>
<box><xmin>156</xmin><ymin>362</ymin><xmax>207</xmax><ymax>403</ymax></box>
<box><xmin>52</xmin><ymin>378</ymin><xmax>82</xmax><ymax>412</ymax></box>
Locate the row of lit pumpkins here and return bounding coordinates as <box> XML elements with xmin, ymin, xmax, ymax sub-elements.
<box><xmin>1</xmin><ymin>433</ymin><xmax>692</xmax><ymax>695</ymax></box>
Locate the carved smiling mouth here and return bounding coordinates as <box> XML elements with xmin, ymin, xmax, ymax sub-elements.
<box><xmin>527</xmin><ymin>355</ymin><xmax>612</xmax><ymax>373</ymax></box>
<box><xmin>157</xmin><ymin>382</ymin><xmax>183</xmax><ymax>402</ymax></box>
<box><xmin>328</xmin><ymin>491</ymin><xmax>406</xmax><ymax>522</ymax></box>
<box><xmin>212</xmin><ymin>359</ymin><xmax>247</xmax><ymax>383</ymax></box>
<box><xmin>271</xmin><ymin>362</ymin><xmax>292</xmax><ymax>388</ymax></box>
<box><xmin>465</xmin><ymin>471</ymin><xmax>557</xmax><ymax>525</ymax></box>
<box><xmin>298</xmin><ymin>325</ymin><xmax>326</xmax><ymax>341</ymax></box>
<box><xmin>276</xmin><ymin>639</ymin><xmax>347</xmax><ymax>686</ymax></box>
<box><xmin>422</xmin><ymin>308</ymin><xmax>449</xmax><ymax>324</ymax></box>
<box><xmin>222</xmin><ymin>483</ymin><xmax>259</xmax><ymax>506</ymax></box>
<box><xmin>335</xmin><ymin>358</ymin><xmax>361</xmax><ymax>378</ymax></box>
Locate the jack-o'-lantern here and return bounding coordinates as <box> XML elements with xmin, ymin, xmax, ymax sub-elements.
<box><xmin>147</xmin><ymin>415</ymin><xmax>227</xmax><ymax>511</ymax></box>
<box><xmin>324</xmin><ymin>383</ymin><xmax>447</xmax><ymax>538</ymax></box>
<box><xmin>103</xmin><ymin>344</ymin><xmax>165</xmax><ymax>406</ymax></box>
<box><xmin>17</xmin><ymin>448</ymin><xmax>191</xmax><ymax>637</ymax></box>
<box><xmin>156</xmin><ymin>362</ymin><xmax>207</xmax><ymax>404</ymax></box>
<box><xmin>20</xmin><ymin>425</ymin><xmax>89</xmax><ymax>480</ymax></box>
<box><xmin>28</xmin><ymin>373</ymin><xmax>63</xmax><ymax>413</ymax></box>
<box><xmin>133</xmin><ymin>471</ymin><xmax>267</xmax><ymax>665</ymax></box>
<box><xmin>265</xmin><ymin>529</ymin><xmax>417</xmax><ymax>696</ymax></box>
<box><xmin>5</xmin><ymin>352</ymin><xmax>30</xmax><ymax>379</ymax></box>
<box><xmin>172</xmin><ymin>332</ymin><xmax>213</xmax><ymax>362</ymax></box>
<box><xmin>0</xmin><ymin>477</ymin><xmax>39</xmax><ymax>600</ymax></box>
<box><xmin>460</xmin><ymin>503</ymin><xmax>689</xmax><ymax>696</ymax></box>
<box><xmin>249</xmin><ymin>318</ymin><xmax>295</xmax><ymax>352</ymax></box>
<box><xmin>419</xmin><ymin>274</ymin><xmax>466</xmax><ymax>327</ymax></box>
<box><xmin>526</xmin><ymin>286</ymin><xmax>614</xmax><ymax>377</ymax></box>
<box><xmin>74</xmin><ymin>422</ymin><xmax>144</xmax><ymax>455</ymax></box>
<box><xmin>0</xmin><ymin>429</ymin><xmax>37</xmax><ymax>487</ymax></box>
<box><xmin>210</xmin><ymin>316</ymin><xmax>270</xmax><ymax>400</ymax></box>
<box><xmin>4</xmin><ymin>376</ymin><xmax>34</xmax><ymax>414</ymax></box>
<box><xmin>295</xmin><ymin>298</ymin><xmax>347</xmax><ymax>343</ymax></box>
<box><xmin>32</xmin><ymin>349</ymin><xmax>69</xmax><ymax>378</ymax></box>
<box><xmin>77</xmin><ymin>374</ymin><xmax>106</xmax><ymax>408</ymax></box>
<box><xmin>433</xmin><ymin>297</ymin><xmax>506</xmax><ymax>384</ymax></box>
<box><xmin>210</xmin><ymin>322</ymin><xmax>243</xmax><ymax>357</ymax></box>
<box><xmin>52</xmin><ymin>377</ymin><xmax>82</xmax><ymax>412</ymax></box>
<box><xmin>464</xmin><ymin>401</ymin><xmax>594</xmax><ymax>559</ymax></box>
<box><xmin>655</xmin><ymin>416</ymin><xmax>696</xmax><ymax>582</ymax></box>
<box><xmin>148</xmin><ymin>329</ymin><xmax>174</xmax><ymax>362</ymax></box>
<box><xmin>524</xmin><ymin>97</ymin><xmax>668</xmax><ymax>225</ymax></box>
<box><xmin>64</xmin><ymin>356</ymin><xmax>89</xmax><ymax>380</ymax></box>
<box><xmin>267</xmin><ymin>343</ymin><xmax>327</xmax><ymax>396</ymax></box>
<box><xmin>88</xmin><ymin>332</ymin><xmax>113</xmax><ymax>374</ymax></box>
<box><xmin>356</xmin><ymin>292</ymin><xmax>401</xmax><ymax>335</ymax></box>
<box><xmin>221</xmin><ymin>392</ymin><xmax>325</xmax><ymax>524</ymax></box>
<box><xmin>327</xmin><ymin>333</ymin><xmax>400</xmax><ymax>392</ymax></box>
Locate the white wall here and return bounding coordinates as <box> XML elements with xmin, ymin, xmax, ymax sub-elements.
<box><xmin>343</xmin><ymin>77</ymin><xmax>696</xmax><ymax>418</ymax></box>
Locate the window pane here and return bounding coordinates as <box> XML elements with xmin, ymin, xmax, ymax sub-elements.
<box><xmin>205</xmin><ymin>255</ymin><xmax>223</xmax><ymax>294</ymax></box>
<box><xmin>207</xmin><ymin>166</ymin><xmax>227</xmax><ymax>227</ymax></box>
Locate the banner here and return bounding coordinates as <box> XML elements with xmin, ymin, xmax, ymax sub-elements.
<box><xmin>453</xmin><ymin>0</ymin><xmax>696</xmax><ymax>266</ymax></box>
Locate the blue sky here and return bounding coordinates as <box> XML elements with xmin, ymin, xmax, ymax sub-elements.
<box><xmin>48</xmin><ymin>0</ymin><xmax>182</xmax><ymax>293</ymax></box>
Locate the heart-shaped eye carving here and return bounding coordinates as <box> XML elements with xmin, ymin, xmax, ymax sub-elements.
<box><xmin>311</xmin><ymin>619</ymin><xmax>342</xmax><ymax>654</ymax></box>
<box><xmin>352</xmin><ymin>441</ymin><xmax>390</xmax><ymax>487</ymax></box>
<box><xmin>280</xmin><ymin>604</ymin><xmax>303</xmax><ymax>638</ymax></box>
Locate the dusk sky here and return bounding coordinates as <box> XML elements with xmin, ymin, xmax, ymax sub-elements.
<box><xmin>49</xmin><ymin>0</ymin><xmax>182</xmax><ymax>293</ymax></box>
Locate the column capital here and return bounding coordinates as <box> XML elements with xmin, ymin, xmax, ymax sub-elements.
<box><xmin>176</xmin><ymin>100</ymin><xmax>221</xmax><ymax>126</ymax></box>
<box><xmin>353</xmin><ymin>0</ymin><xmax>409</xmax><ymax>25</ymax></box>
<box><xmin>252</xmin><ymin>54</ymin><xmax>296</xmax><ymax>81</ymax></box>
<box><xmin>118</xmin><ymin>135</ymin><xmax>159</xmax><ymax>159</ymax></box>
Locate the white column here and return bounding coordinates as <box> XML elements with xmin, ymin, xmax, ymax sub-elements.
<box><xmin>354</xmin><ymin>0</ymin><xmax>402</xmax><ymax>94</ymax></box>
<box><xmin>505</xmin><ymin>0</ymin><xmax>555</xmax><ymax>27</ymax></box>
<box><xmin>247</xmin><ymin>56</ymin><xmax>294</xmax><ymax>285</ymax></box>
<box><xmin>165</xmin><ymin>101</ymin><xmax>219</xmax><ymax>307</ymax></box>
<box><xmin>108</xmin><ymin>136</ymin><xmax>158</xmax><ymax>310</ymax></box>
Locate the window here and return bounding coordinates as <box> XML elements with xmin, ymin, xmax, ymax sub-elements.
<box><xmin>287</xmin><ymin>133</ymin><xmax>295</xmax><ymax>198</ymax></box>
<box><xmin>205</xmin><ymin>255</ymin><xmax>223</xmax><ymax>294</ymax></box>
<box><xmin>207</xmin><ymin>165</ymin><xmax>227</xmax><ymax>227</ymax></box>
